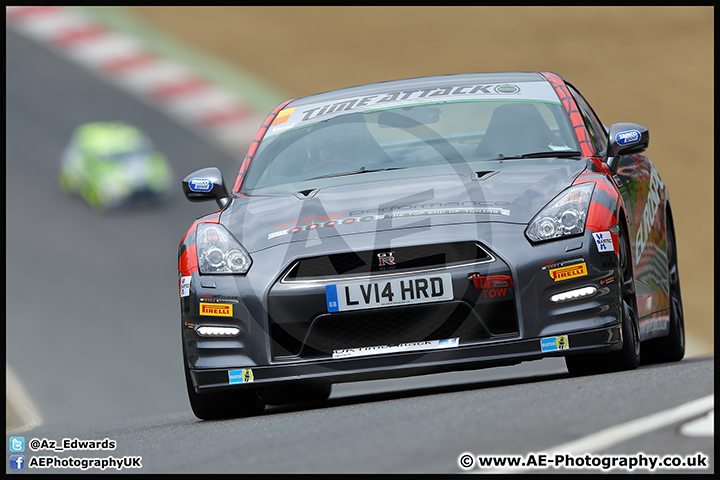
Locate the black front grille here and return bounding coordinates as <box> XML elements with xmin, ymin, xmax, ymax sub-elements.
<box><xmin>298</xmin><ymin>303</ymin><xmax>489</xmax><ymax>357</ymax></box>
<box><xmin>285</xmin><ymin>242</ymin><xmax>491</xmax><ymax>280</ymax></box>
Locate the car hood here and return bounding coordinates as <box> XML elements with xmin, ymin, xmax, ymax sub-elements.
<box><xmin>221</xmin><ymin>159</ymin><xmax>588</xmax><ymax>252</ymax></box>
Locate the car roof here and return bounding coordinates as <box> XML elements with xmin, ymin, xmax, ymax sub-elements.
<box><xmin>73</xmin><ymin>122</ymin><xmax>147</xmax><ymax>155</ymax></box>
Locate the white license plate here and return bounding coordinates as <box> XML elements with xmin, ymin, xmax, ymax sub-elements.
<box><xmin>325</xmin><ymin>272</ymin><xmax>453</xmax><ymax>312</ymax></box>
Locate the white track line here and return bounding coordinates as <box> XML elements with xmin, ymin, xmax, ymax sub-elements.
<box><xmin>476</xmin><ymin>393</ymin><xmax>714</xmax><ymax>474</ymax></box>
<box><xmin>6</xmin><ymin>365</ymin><xmax>43</xmax><ymax>433</ymax></box>
<box><xmin>679</xmin><ymin>410</ymin><xmax>714</xmax><ymax>437</ymax></box>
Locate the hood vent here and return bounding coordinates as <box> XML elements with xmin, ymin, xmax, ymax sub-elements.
<box><xmin>294</xmin><ymin>188</ymin><xmax>320</xmax><ymax>199</ymax></box>
<box><xmin>473</xmin><ymin>171</ymin><xmax>498</xmax><ymax>181</ymax></box>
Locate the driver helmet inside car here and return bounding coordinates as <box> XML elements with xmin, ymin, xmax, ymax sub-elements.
<box><xmin>317</xmin><ymin>137</ymin><xmax>351</xmax><ymax>163</ymax></box>
<box><xmin>310</xmin><ymin>120</ymin><xmax>385</xmax><ymax>171</ymax></box>
<box><xmin>302</xmin><ymin>125</ymin><xmax>362</xmax><ymax>174</ymax></box>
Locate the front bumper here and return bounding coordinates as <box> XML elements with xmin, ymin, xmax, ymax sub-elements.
<box><xmin>181</xmin><ymin>222</ymin><xmax>623</xmax><ymax>393</ymax></box>
<box><xmin>189</xmin><ymin>323</ymin><xmax>621</xmax><ymax>393</ymax></box>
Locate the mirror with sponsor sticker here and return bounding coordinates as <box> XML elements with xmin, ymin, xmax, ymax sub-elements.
<box><xmin>182</xmin><ymin>167</ymin><xmax>229</xmax><ymax>207</ymax></box>
<box><xmin>607</xmin><ymin>123</ymin><xmax>649</xmax><ymax>159</ymax></box>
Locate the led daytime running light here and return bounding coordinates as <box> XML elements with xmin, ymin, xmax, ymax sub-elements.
<box><xmin>550</xmin><ymin>286</ymin><xmax>597</xmax><ymax>303</ymax></box>
<box><xmin>196</xmin><ymin>326</ymin><xmax>240</xmax><ymax>337</ymax></box>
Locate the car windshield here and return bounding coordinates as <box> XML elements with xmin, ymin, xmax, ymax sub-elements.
<box><xmin>96</xmin><ymin>148</ymin><xmax>152</xmax><ymax>162</ymax></box>
<box><xmin>79</xmin><ymin>126</ymin><xmax>154</xmax><ymax>162</ymax></box>
<box><xmin>241</xmin><ymin>100</ymin><xmax>580</xmax><ymax>193</ymax></box>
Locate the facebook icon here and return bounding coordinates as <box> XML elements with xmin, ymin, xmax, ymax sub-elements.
<box><xmin>10</xmin><ymin>455</ymin><xmax>25</xmax><ymax>470</ymax></box>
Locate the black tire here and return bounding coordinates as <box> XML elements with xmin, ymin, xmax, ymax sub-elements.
<box><xmin>566</xmin><ymin>221</ymin><xmax>640</xmax><ymax>375</ymax></box>
<box><xmin>640</xmin><ymin>209</ymin><xmax>685</xmax><ymax>364</ymax></box>
<box><xmin>265</xmin><ymin>381</ymin><xmax>333</xmax><ymax>405</ymax></box>
<box><xmin>184</xmin><ymin>362</ymin><xmax>265</xmax><ymax>420</ymax></box>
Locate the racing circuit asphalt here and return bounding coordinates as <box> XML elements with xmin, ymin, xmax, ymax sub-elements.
<box><xmin>5</xmin><ymin>28</ymin><xmax>714</xmax><ymax>474</ymax></box>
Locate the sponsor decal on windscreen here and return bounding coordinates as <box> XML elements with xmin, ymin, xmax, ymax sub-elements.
<box><xmin>266</xmin><ymin>81</ymin><xmax>559</xmax><ymax>137</ymax></box>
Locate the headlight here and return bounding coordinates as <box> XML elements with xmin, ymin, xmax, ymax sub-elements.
<box><xmin>525</xmin><ymin>183</ymin><xmax>595</xmax><ymax>242</ymax></box>
<box><xmin>196</xmin><ymin>223</ymin><xmax>252</xmax><ymax>274</ymax></box>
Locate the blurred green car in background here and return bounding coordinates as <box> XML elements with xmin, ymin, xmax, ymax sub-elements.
<box><xmin>59</xmin><ymin>122</ymin><xmax>173</xmax><ymax>211</ymax></box>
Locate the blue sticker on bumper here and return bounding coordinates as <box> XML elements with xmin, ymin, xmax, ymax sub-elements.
<box><xmin>541</xmin><ymin>335</ymin><xmax>570</xmax><ymax>352</ymax></box>
<box><xmin>229</xmin><ymin>369</ymin><xmax>254</xmax><ymax>384</ymax></box>
<box><xmin>326</xmin><ymin>285</ymin><xmax>339</xmax><ymax>312</ymax></box>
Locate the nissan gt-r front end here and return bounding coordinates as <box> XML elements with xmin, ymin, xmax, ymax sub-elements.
<box><xmin>178</xmin><ymin>72</ymin><xmax>682</xmax><ymax>419</ymax></box>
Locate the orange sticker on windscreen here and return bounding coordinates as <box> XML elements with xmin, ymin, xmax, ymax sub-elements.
<box><xmin>270</xmin><ymin>107</ymin><xmax>295</xmax><ymax>126</ymax></box>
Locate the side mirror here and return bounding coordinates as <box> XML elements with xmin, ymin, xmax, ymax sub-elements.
<box><xmin>607</xmin><ymin>123</ymin><xmax>649</xmax><ymax>158</ymax></box>
<box><xmin>182</xmin><ymin>167</ymin><xmax>229</xmax><ymax>208</ymax></box>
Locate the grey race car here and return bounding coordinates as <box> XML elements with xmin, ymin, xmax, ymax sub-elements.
<box><xmin>178</xmin><ymin>72</ymin><xmax>684</xmax><ymax>419</ymax></box>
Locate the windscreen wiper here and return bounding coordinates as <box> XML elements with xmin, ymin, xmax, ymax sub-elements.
<box><xmin>307</xmin><ymin>166</ymin><xmax>406</xmax><ymax>180</ymax></box>
<box><xmin>489</xmin><ymin>151</ymin><xmax>583</xmax><ymax>160</ymax></box>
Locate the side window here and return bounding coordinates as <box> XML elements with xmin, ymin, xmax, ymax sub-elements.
<box><xmin>567</xmin><ymin>84</ymin><xmax>608</xmax><ymax>155</ymax></box>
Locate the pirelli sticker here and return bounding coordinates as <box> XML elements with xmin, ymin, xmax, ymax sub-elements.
<box><xmin>200</xmin><ymin>303</ymin><xmax>233</xmax><ymax>317</ymax></box>
<box><xmin>549</xmin><ymin>262</ymin><xmax>587</xmax><ymax>282</ymax></box>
